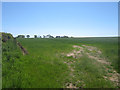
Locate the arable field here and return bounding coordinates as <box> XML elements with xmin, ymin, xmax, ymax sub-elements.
<box><xmin>2</xmin><ymin>36</ymin><xmax>119</xmax><ymax>88</ymax></box>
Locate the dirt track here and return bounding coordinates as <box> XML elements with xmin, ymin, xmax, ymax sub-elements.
<box><xmin>65</xmin><ymin>45</ymin><xmax>120</xmax><ymax>88</ymax></box>
<box><xmin>17</xmin><ymin>42</ymin><xmax>28</xmax><ymax>55</ymax></box>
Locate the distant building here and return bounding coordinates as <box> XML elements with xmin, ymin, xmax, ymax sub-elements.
<box><xmin>45</xmin><ymin>35</ymin><xmax>50</xmax><ymax>38</ymax></box>
<box><xmin>44</xmin><ymin>34</ymin><xmax>54</xmax><ymax>38</ymax></box>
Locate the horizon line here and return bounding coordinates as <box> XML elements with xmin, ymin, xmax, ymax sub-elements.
<box><xmin>0</xmin><ymin>32</ymin><xmax>118</xmax><ymax>38</ymax></box>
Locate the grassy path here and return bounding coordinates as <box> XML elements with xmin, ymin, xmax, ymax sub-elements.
<box><xmin>63</xmin><ymin>44</ymin><xmax>119</xmax><ymax>88</ymax></box>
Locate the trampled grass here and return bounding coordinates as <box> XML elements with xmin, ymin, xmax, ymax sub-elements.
<box><xmin>2</xmin><ymin>37</ymin><xmax>119</xmax><ymax>88</ymax></box>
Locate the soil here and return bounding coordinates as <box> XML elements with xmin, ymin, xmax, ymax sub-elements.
<box><xmin>17</xmin><ymin>42</ymin><xmax>28</xmax><ymax>55</ymax></box>
<box><xmin>66</xmin><ymin>45</ymin><xmax>84</xmax><ymax>58</ymax></box>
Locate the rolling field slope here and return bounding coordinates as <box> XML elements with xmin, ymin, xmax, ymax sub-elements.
<box><xmin>2</xmin><ymin>37</ymin><xmax>119</xmax><ymax>88</ymax></box>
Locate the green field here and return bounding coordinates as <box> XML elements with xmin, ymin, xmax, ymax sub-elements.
<box><xmin>2</xmin><ymin>36</ymin><xmax>119</xmax><ymax>88</ymax></box>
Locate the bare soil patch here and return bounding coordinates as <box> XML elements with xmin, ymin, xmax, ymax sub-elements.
<box><xmin>66</xmin><ymin>45</ymin><xmax>84</xmax><ymax>59</ymax></box>
<box><xmin>66</xmin><ymin>83</ymin><xmax>77</xmax><ymax>88</ymax></box>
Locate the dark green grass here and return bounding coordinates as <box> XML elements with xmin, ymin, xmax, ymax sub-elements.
<box><xmin>2</xmin><ymin>39</ymin><xmax>23</xmax><ymax>87</ymax></box>
<box><xmin>2</xmin><ymin>37</ymin><xmax>118</xmax><ymax>88</ymax></box>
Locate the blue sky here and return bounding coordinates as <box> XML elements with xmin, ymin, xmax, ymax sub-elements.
<box><xmin>2</xmin><ymin>2</ymin><xmax>118</xmax><ymax>37</ymax></box>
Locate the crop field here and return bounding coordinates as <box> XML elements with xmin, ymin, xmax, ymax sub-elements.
<box><xmin>2</xmin><ymin>36</ymin><xmax>119</xmax><ymax>88</ymax></box>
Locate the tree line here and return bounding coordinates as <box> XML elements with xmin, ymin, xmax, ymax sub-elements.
<box><xmin>16</xmin><ymin>34</ymin><xmax>72</xmax><ymax>38</ymax></box>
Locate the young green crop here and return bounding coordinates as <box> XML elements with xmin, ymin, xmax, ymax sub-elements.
<box><xmin>2</xmin><ymin>37</ymin><xmax>119</xmax><ymax>88</ymax></box>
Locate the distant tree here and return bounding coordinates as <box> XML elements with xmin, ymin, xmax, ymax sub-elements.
<box><xmin>56</xmin><ymin>36</ymin><xmax>60</xmax><ymax>38</ymax></box>
<box><xmin>16</xmin><ymin>35</ymin><xmax>25</xmax><ymax>38</ymax></box>
<box><xmin>27</xmin><ymin>35</ymin><xmax>30</xmax><ymax>38</ymax></box>
<box><xmin>50</xmin><ymin>36</ymin><xmax>54</xmax><ymax>38</ymax></box>
<box><xmin>45</xmin><ymin>34</ymin><xmax>54</xmax><ymax>38</ymax></box>
<box><xmin>46</xmin><ymin>34</ymin><xmax>50</xmax><ymax>38</ymax></box>
<box><xmin>39</xmin><ymin>36</ymin><xmax>42</xmax><ymax>38</ymax></box>
<box><xmin>43</xmin><ymin>35</ymin><xmax>45</xmax><ymax>38</ymax></box>
<box><xmin>22</xmin><ymin>35</ymin><xmax>25</xmax><ymax>38</ymax></box>
<box><xmin>34</xmin><ymin>35</ymin><xmax>37</xmax><ymax>38</ymax></box>
<box><xmin>61</xmin><ymin>36</ymin><xmax>69</xmax><ymax>38</ymax></box>
<box><xmin>63</xmin><ymin>36</ymin><xmax>69</xmax><ymax>38</ymax></box>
